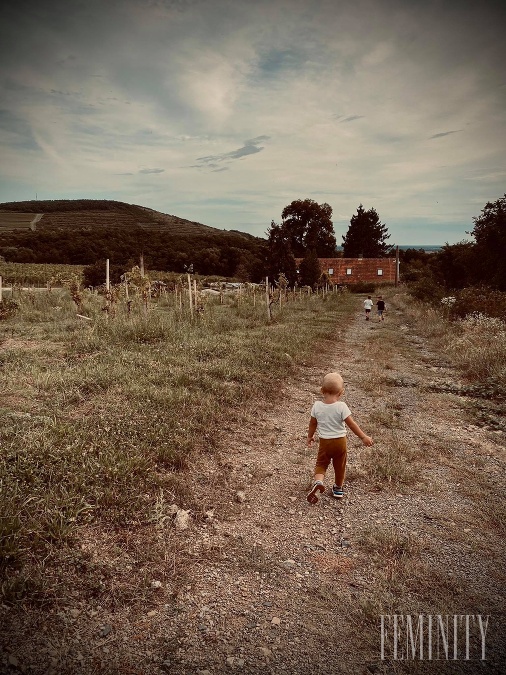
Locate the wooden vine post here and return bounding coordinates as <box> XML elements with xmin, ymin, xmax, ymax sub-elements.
<box><xmin>265</xmin><ymin>276</ymin><xmax>271</xmax><ymax>321</ymax></box>
<box><xmin>0</xmin><ymin>276</ymin><xmax>2</xmax><ymax>302</ymax></box>
<box><xmin>187</xmin><ymin>273</ymin><xmax>193</xmax><ymax>318</ymax></box>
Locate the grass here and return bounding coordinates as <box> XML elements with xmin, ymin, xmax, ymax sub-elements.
<box><xmin>0</xmin><ymin>285</ymin><xmax>357</xmax><ymax>605</ymax></box>
<box><xmin>362</xmin><ymin>433</ymin><xmax>422</xmax><ymax>487</ymax></box>
<box><xmin>394</xmin><ymin>291</ymin><xmax>506</xmax><ymax>394</ymax></box>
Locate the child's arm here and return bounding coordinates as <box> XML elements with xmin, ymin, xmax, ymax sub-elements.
<box><xmin>307</xmin><ymin>416</ymin><xmax>317</xmax><ymax>447</ymax></box>
<box><xmin>345</xmin><ymin>415</ymin><xmax>373</xmax><ymax>446</ymax></box>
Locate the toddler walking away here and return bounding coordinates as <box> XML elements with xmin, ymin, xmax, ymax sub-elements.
<box><xmin>363</xmin><ymin>295</ymin><xmax>373</xmax><ymax>320</ymax></box>
<box><xmin>376</xmin><ymin>296</ymin><xmax>386</xmax><ymax>321</ymax></box>
<box><xmin>307</xmin><ymin>372</ymin><xmax>373</xmax><ymax>504</ymax></box>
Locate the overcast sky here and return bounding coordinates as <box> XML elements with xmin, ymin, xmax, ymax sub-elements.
<box><xmin>1</xmin><ymin>0</ymin><xmax>505</xmax><ymax>245</ymax></box>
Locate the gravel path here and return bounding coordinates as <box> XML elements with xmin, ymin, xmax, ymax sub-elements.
<box><xmin>1</xmin><ymin>292</ymin><xmax>504</xmax><ymax>674</ymax></box>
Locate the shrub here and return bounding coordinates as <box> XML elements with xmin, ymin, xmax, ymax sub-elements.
<box><xmin>409</xmin><ymin>277</ymin><xmax>445</xmax><ymax>304</ymax></box>
<box><xmin>348</xmin><ymin>282</ymin><xmax>376</xmax><ymax>294</ymax></box>
<box><xmin>0</xmin><ymin>299</ymin><xmax>19</xmax><ymax>320</ymax></box>
<box><xmin>449</xmin><ymin>286</ymin><xmax>506</xmax><ymax>321</ymax></box>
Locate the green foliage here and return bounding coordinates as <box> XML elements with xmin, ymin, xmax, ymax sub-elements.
<box><xmin>347</xmin><ymin>281</ymin><xmax>376</xmax><ymax>294</ymax></box>
<box><xmin>471</xmin><ymin>194</ymin><xmax>506</xmax><ymax>291</ymax></box>
<box><xmin>0</xmin><ymin>200</ymin><xmax>267</xmax><ymax>281</ymax></box>
<box><xmin>449</xmin><ymin>286</ymin><xmax>506</xmax><ymax>321</ymax></box>
<box><xmin>280</xmin><ymin>199</ymin><xmax>337</xmax><ymax>257</ymax></box>
<box><xmin>299</xmin><ymin>249</ymin><xmax>321</xmax><ymax>288</ymax></box>
<box><xmin>430</xmin><ymin>241</ymin><xmax>478</xmax><ymax>289</ymax></box>
<box><xmin>83</xmin><ymin>260</ymin><xmax>125</xmax><ymax>287</ymax></box>
<box><xmin>0</xmin><ymin>262</ymin><xmax>84</xmax><ymax>286</ymax></box>
<box><xmin>409</xmin><ymin>277</ymin><xmax>445</xmax><ymax>304</ymax></box>
<box><xmin>266</xmin><ymin>221</ymin><xmax>298</xmax><ymax>286</ymax></box>
<box><xmin>342</xmin><ymin>204</ymin><xmax>392</xmax><ymax>257</ymax></box>
<box><xmin>0</xmin><ymin>299</ymin><xmax>19</xmax><ymax>320</ymax></box>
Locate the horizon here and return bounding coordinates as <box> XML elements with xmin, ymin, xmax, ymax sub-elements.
<box><xmin>1</xmin><ymin>0</ymin><xmax>504</xmax><ymax>246</ymax></box>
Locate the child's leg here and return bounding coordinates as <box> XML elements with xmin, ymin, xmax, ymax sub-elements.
<box><xmin>330</xmin><ymin>437</ymin><xmax>347</xmax><ymax>487</ymax></box>
<box><xmin>307</xmin><ymin>440</ymin><xmax>330</xmax><ymax>504</ymax></box>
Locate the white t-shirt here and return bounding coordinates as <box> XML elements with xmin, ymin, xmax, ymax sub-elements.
<box><xmin>310</xmin><ymin>400</ymin><xmax>352</xmax><ymax>438</ymax></box>
<box><xmin>364</xmin><ymin>299</ymin><xmax>373</xmax><ymax>310</ymax></box>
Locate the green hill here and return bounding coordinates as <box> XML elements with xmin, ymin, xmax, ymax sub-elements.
<box><xmin>0</xmin><ymin>199</ymin><xmax>236</xmax><ymax>236</ymax></box>
<box><xmin>0</xmin><ymin>200</ymin><xmax>267</xmax><ymax>280</ymax></box>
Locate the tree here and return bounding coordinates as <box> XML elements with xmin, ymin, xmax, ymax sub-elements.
<box><xmin>470</xmin><ymin>194</ymin><xmax>506</xmax><ymax>290</ymax></box>
<box><xmin>342</xmin><ymin>205</ymin><xmax>392</xmax><ymax>257</ymax></box>
<box><xmin>266</xmin><ymin>221</ymin><xmax>298</xmax><ymax>286</ymax></box>
<box><xmin>430</xmin><ymin>241</ymin><xmax>479</xmax><ymax>290</ymax></box>
<box><xmin>281</xmin><ymin>199</ymin><xmax>337</xmax><ymax>257</ymax></box>
<box><xmin>299</xmin><ymin>248</ymin><xmax>321</xmax><ymax>288</ymax></box>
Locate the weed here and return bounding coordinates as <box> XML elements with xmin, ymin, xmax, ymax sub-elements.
<box><xmin>362</xmin><ymin>433</ymin><xmax>422</xmax><ymax>487</ymax></box>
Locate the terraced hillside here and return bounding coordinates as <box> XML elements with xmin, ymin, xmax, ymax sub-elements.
<box><xmin>0</xmin><ymin>212</ymin><xmax>42</xmax><ymax>232</ymax></box>
<box><xmin>0</xmin><ymin>199</ymin><xmax>265</xmax><ymax>278</ymax></box>
<box><xmin>0</xmin><ymin>200</ymin><xmax>220</xmax><ymax>235</ymax></box>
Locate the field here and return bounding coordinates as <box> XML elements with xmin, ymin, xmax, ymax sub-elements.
<box><xmin>1</xmin><ymin>279</ymin><xmax>505</xmax><ymax>673</ymax></box>
<box><xmin>0</xmin><ymin>262</ymin><xmax>85</xmax><ymax>286</ymax></box>
<box><xmin>0</xmin><ymin>282</ymin><xmax>354</xmax><ymax>605</ymax></box>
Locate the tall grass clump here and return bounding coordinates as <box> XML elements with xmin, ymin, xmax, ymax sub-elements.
<box><xmin>446</xmin><ymin>313</ymin><xmax>506</xmax><ymax>384</ymax></box>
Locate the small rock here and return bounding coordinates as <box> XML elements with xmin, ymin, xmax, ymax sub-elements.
<box><xmin>69</xmin><ymin>608</ymin><xmax>80</xmax><ymax>618</ymax></box>
<box><xmin>226</xmin><ymin>656</ymin><xmax>235</xmax><ymax>667</ymax></box>
<box><xmin>147</xmin><ymin>610</ymin><xmax>157</xmax><ymax>617</ymax></box>
<box><xmin>366</xmin><ymin>663</ymin><xmax>380</xmax><ymax>673</ymax></box>
<box><xmin>167</xmin><ymin>504</ymin><xmax>179</xmax><ymax>515</ymax></box>
<box><xmin>259</xmin><ymin>647</ymin><xmax>272</xmax><ymax>658</ymax></box>
<box><xmin>99</xmin><ymin>624</ymin><xmax>112</xmax><ymax>638</ymax></box>
<box><xmin>271</xmin><ymin>617</ymin><xmax>281</xmax><ymax>626</ymax></box>
<box><xmin>151</xmin><ymin>580</ymin><xmax>163</xmax><ymax>589</ymax></box>
<box><xmin>8</xmin><ymin>655</ymin><xmax>19</xmax><ymax>667</ymax></box>
<box><xmin>236</xmin><ymin>491</ymin><xmax>246</xmax><ymax>503</ymax></box>
<box><xmin>174</xmin><ymin>509</ymin><xmax>191</xmax><ymax>530</ymax></box>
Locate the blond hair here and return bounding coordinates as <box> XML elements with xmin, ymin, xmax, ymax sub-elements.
<box><xmin>321</xmin><ymin>372</ymin><xmax>344</xmax><ymax>395</ymax></box>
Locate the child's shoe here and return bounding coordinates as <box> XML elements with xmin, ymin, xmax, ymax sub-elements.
<box><xmin>332</xmin><ymin>485</ymin><xmax>344</xmax><ymax>499</ymax></box>
<box><xmin>307</xmin><ymin>481</ymin><xmax>325</xmax><ymax>504</ymax></box>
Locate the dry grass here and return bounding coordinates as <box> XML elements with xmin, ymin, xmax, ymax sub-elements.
<box><xmin>0</xmin><ymin>288</ymin><xmax>357</xmax><ymax>606</ymax></box>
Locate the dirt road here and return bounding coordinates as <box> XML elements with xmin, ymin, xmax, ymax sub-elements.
<box><xmin>156</xmin><ymin>292</ymin><xmax>505</xmax><ymax>674</ymax></box>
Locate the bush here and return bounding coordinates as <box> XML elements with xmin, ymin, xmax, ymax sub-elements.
<box><xmin>349</xmin><ymin>282</ymin><xmax>376</xmax><ymax>294</ymax></box>
<box><xmin>409</xmin><ymin>278</ymin><xmax>445</xmax><ymax>304</ymax></box>
<box><xmin>449</xmin><ymin>286</ymin><xmax>506</xmax><ymax>321</ymax></box>
<box><xmin>0</xmin><ymin>299</ymin><xmax>19</xmax><ymax>320</ymax></box>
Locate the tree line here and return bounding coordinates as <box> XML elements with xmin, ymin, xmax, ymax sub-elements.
<box><xmin>400</xmin><ymin>194</ymin><xmax>506</xmax><ymax>295</ymax></box>
<box><xmin>1</xmin><ymin>195</ymin><xmax>505</xmax><ymax>293</ymax></box>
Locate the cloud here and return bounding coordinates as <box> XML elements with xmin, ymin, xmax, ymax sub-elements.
<box><xmin>195</xmin><ymin>136</ymin><xmax>270</xmax><ymax>168</ymax></box>
<box><xmin>429</xmin><ymin>130</ymin><xmax>462</xmax><ymax>139</ymax></box>
<box><xmin>0</xmin><ymin>0</ymin><xmax>504</xmax><ymax>245</ymax></box>
<box><xmin>340</xmin><ymin>115</ymin><xmax>364</xmax><ymax>123</ymax></box>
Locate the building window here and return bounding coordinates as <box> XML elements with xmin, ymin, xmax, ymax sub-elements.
<box><xmin>346</xmin><ymin>268</ymin><xmax>352</xmax><ymax>275</ymax></box>
<box><xmin>377</xmin><ymin>269</ymin><xmax>383</xmax><ymax>276</ymax></box>
<box><xmin>328</xmin><ymin>268</ymin><xmax>334</xmax><ymax>275</ymax></box>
